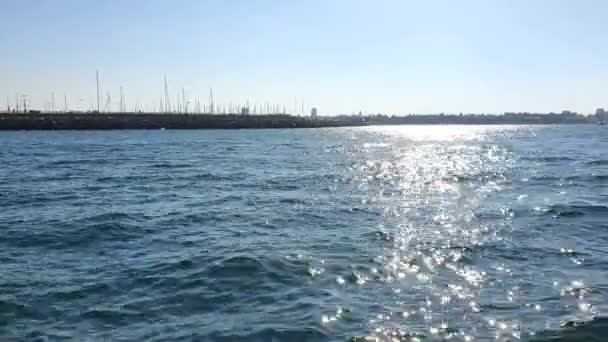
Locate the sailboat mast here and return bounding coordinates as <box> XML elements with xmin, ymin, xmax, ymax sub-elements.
<box><xmin>105</xmin><ymin>92</ymin><xmax>111</xmax><ymax>112</ymax></box>
<box><xmin>164</xmin><ymin>75</ymin><xmax>171</xmax><ymax>113</ymax></box>
<box><xmin>120</xmin><ymin>86</ymin><xmax>125</xmax><ymax>112</ymax></box>
<box><xmin>182</xmin><ymin>88</ymin><xmax>187</xmax><ymax>114</ymax></box>
<box><xmin>96</xmin><ymin>70</ymin><xmax>100</xmax><ymax>113</ymax></box>
<box><xmin>209</xmin><ymin>88</ymin><xmax>214</xmax><ymax>114</ymax></box>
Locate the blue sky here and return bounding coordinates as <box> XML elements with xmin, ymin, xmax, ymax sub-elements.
<box><xmin>1</xmin><ymin>0</ymin><xmax>607</xmax><ymax>114</ymax></box>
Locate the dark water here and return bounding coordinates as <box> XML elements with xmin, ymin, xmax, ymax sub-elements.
<box><xmin>1</xmin><ymin>125</ymin><xmax>607</xmax><ymax>341</ymax></box>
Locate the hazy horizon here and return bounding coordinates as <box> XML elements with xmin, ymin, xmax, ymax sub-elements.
<box><xmin>1</xmin><ymin>0</ymin><xmax>607</xmax><ymax>114</ymax></box>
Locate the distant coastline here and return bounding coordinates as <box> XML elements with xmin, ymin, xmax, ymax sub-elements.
<box><xmin>0</xmin><ymin>111</ymin><xmax>599</xmax><ymax>130</ymax></box>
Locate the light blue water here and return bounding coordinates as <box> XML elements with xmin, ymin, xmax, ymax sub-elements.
<box><xmin>1</xmin><ymin>125</ymin><xmax>607</xmax><ymax>341</ymax></box>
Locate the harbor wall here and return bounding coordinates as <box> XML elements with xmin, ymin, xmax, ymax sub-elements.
<box><xmin>0</xmin><ymin>113</ymin><xmax>358</xmax><ymax>130</ymax></box>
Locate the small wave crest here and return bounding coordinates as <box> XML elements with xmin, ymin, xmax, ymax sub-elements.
<box><xmin>586</xmin><ymin>160</ymin><xmax>608</xmax><ymax>166</ymax></box>
<box><xmin>521</xmin><ymin>156</ymin><xmax>577</xmax><ymax>162</ymax></box>
<box><xmin>3</xmin><ymin>212</ymin><xmax>144</xmax><ymax>249</ymax></box>
<box><xmin>546</xmin><ymin>204</ymin><xmax>608</xmax><ymax>218</ymax></box>
<box><xmin>203</xmin><ymin>327</ymin><xmax>328</xmax><ymax>342</ymax></box>
<box><xmin>531</xmin><ymin>316</ymin><xmax>608</xmax><ymax>342</ymax></box>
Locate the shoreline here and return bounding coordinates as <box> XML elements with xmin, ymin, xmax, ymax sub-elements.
<box><xmin>0</xmin><ymin>112</ymin><xmax>595</xmax><ymax>130</ymax></box>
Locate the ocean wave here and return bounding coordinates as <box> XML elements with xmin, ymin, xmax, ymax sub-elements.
<box><xmin>3</xmin><ymin>218</ymin><xmax>142</xmax><ymax>249</ymax></box>
<box><xmin>201</xmin><ymin>327</ymin><xmax>329</xmax><ymax>342</ymax></box>
<box><xmin>279</xmin><ymin>198</ymin><xmax>310</xmax><ymax>205</ymax></box>
<box><xmin>128</xmin><ymin>254</ymin><xmax>309</xmax><ymax>294</ymax></box>
<box><xmin>546</xmin><ymin>204</ymin><xmax>608</xmax><ymax>218</ymax></box>
<box><xmin>531</xmin><ymin>316</ymin><xmax>608</xmax><ymax>342</ymax></box>
<box><xmin>82</xmin><ymin>212</ymin><xmax>136</xmax><ymax>222</ymax></box>
<box><xmin>586</xmin><ymin>160</ymin><xmax>608</xmax><ymax>166</ymax></box>
<box><xmin>591</xmin><ymin>174</ymin><xmax>608</xmax><ymax>181</ymax></box>
<box><xmin>42</xmin><ymin>283</ymin><xmax>113</xmax><ymax>302</ymax></box>
<box><xmin>110</xmin><ymin>254</ymin><xmax>316</xmax><ymax>327</ymax></box>
<box><xmin>80</xmin><ymin>307</ymin><xmax>146</xmax><ymax>326</ymax></box>
<box><xmin>206</xmin><ymin>255</ymin><xmax>306</xmax><ymax>286</ymax></box>
<box><xmin>157</xmin><ymin>211</ymin><xmax>241</xmax><ymax>226</ymax></box>
<box><xmin>563</xmin><ymin>174</ymin><xmax>608</xmax><ymax>183</ymax></box>
<box><xmin>527</xmin><ymin>175</ymin><xmax>563</xmax><ymax>182</ymax></box>
<box><xmin>446</xmin><ymin>171</ymin><xmax>507</xmax><ymax>183</ymax></box>
<box><xmin>65</xmin><ymin>221</ymin><xmax>142</xmax><ymax>247</ymax></box>
<box><xmin>0</xmin><ymin>296</ymin><xmax>48</xmax><ymax>321</ymax></box>
<box><xmin>527</xmin><ymin>174</ymin><xmax>608</xmax><ymax>184</ymax></box>
<box><xmin>95</xmin><ymin>173</ymin><xmax>244</xmax><ymax>184</ymax></box>
<box><xmin>521</xmin><ymin>156</ymin><xmax>577</xmax><ymax>162</ymax></box>
<box><xmin>45</xmin><ymin>158</ymin><xmax>111</xmax><ymax>166</ymax></box>
<box><xmin>264</xmin><ymin>180</ymin><xmax>302</xmax><ymax>191</ymax></box>
<box><xmin>96</xmin><ymin>175</ymin><xmax>152</xmax><ymax>183</ymax></box>
<box><xmin>186</xmin><ymin>172</ymin><xmax>244</xmax><ymax>182</ymax></box>
<box><xmin>0</xmin><ymin>297</ymin><xmax>31</xmax><ymax>317</ymax></box>
<box><xmin>149</xmin><ymin>162</ymin><xmax>193</xmax><ymax>168</ymax></box>
<box><xmin>232</xmin><ymin>174</ymin><xmax>343</xmax><ymax>191</ymax></box>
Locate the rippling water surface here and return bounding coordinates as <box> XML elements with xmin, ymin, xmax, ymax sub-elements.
<box><xmin>1</xmin><ymin>125</ymin><xmax>607</xmax><ymax>341</ymax></box>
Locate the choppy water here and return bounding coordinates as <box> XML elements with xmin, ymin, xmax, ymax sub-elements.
<box><xmin>1</xmin><ymin>125</ymin><xmax>607</xmax><ymax>341</ymax></box>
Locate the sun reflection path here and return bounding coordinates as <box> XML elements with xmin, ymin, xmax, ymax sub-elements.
<box><xmin>312</xmin><ymin>125</ymin><xmax>597</xmax><ymax>341</ymax></box>
<box><xmin>346</xmin><ymin>126</ymin><xmax>525</xmax><ymax>341</ymax></box>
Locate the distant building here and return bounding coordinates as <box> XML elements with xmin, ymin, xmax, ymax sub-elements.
<box><xmin>241</xmin><ymin>107</ymin><xmax>250</xmax><ymax>115</ymax></box>
<box><xmin>311</xmin><ymin>107</ymin><xmax>318</xmax><ymax>118</ymax></box>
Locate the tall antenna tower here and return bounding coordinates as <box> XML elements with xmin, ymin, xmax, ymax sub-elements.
<box><xmin>51</xmin><ymin>92</ymin><xmax>55</xmax><ymax>112</ymax></box>
<box><xmin>64</xmin><ymin>94</ymin><xmax>68</xmax><ymax>112</ymax></box>
<box><xmin>6</xmin><ymin>96</ymin><xmax>9</xmax><ymax>112</ymax></box>
<box><xmin>96</xmin><ymin>70</ymin><xmax>101</xmax><ymax>112</ymax></box>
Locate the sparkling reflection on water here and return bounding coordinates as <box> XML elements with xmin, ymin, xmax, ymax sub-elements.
<box><xmin>312</xmin><ymin>125</ymin><xmax>604</xmax><ymax>341</ymax></box>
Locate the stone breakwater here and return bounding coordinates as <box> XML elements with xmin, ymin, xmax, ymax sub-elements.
<box><xmin>0</xmin><ymin>113</ymin><xmax>362</xmax><ymax>130</ymax></box>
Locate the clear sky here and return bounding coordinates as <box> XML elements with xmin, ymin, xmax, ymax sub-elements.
<box><xmin>1</xmin><ymin>0</ymin><xmax>607</xmax><ymax>114</ymax></box>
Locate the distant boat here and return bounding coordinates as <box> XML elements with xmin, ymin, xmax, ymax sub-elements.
<box><xmin>598</xmin><ymin>122</ymin><xmax>606</xmax><ymax>125</ymax></box>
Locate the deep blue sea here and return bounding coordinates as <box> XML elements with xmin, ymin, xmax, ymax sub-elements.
<box><xmin>1</xmin><ymin>125</ymin><xmax>607</xmax><ymax>341</ymax></box>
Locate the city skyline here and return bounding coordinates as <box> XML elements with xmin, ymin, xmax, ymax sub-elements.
<box><xmin>1</xmin><ymin>0</ymin><xmax>607</xmax><ymax>114</ymax></box>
